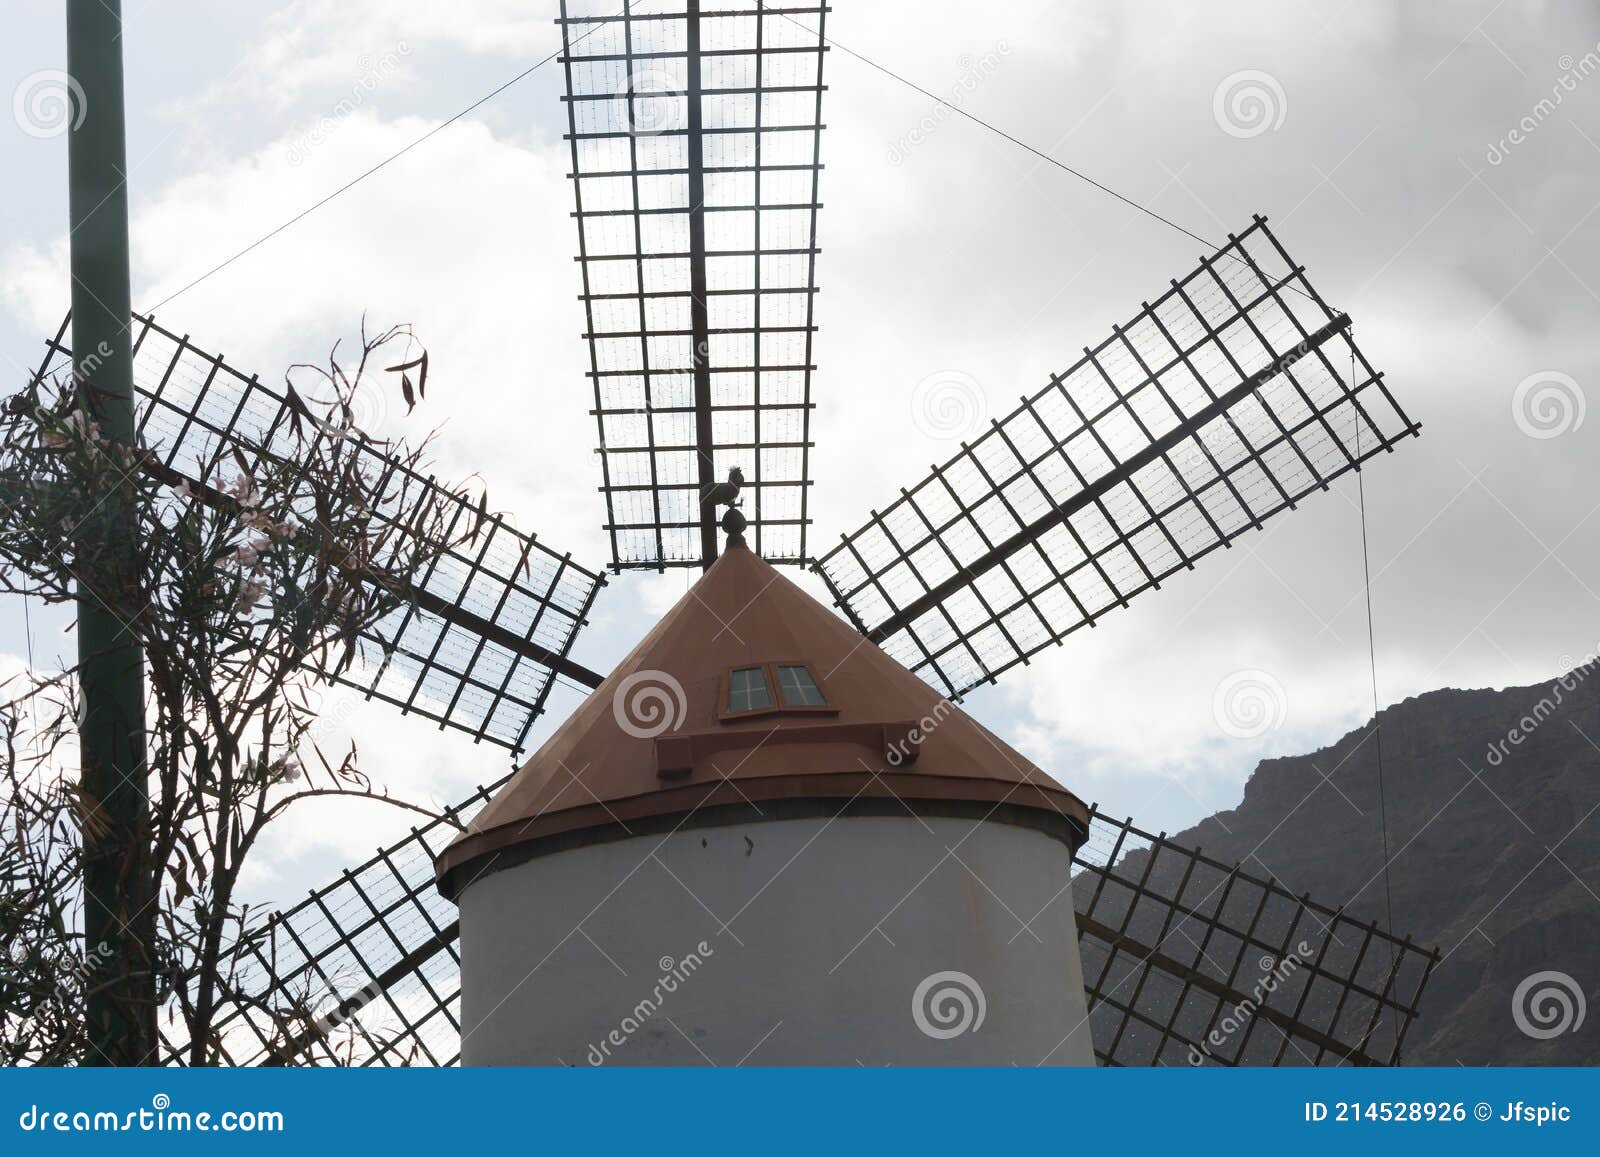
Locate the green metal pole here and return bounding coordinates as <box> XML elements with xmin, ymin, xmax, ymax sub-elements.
<box><xmin>66</xmin><ymin>0</ymin><xmax>154</xmax><ymax>1065</ymax></box>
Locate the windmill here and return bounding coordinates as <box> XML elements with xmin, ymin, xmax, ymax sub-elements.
<box><xmin>13</xmin><ymin>0</ymin><xmax>1436</xmax><ymax>1065</ymax></box>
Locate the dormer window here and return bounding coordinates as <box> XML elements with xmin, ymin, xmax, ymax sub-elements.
<box><xmin>720</xmin><ymin>662</ymin><xmax>834</xmax><ymax>719</ymax></box>
<box><xmin>727</xmin><ymin>666</ymin><xmax>774</xmax><ymax>713</ymax></box>
<box><xmin>777</xmin><ymin>664</ymin><xmax>826</xmax><ymax>707</ymax></box>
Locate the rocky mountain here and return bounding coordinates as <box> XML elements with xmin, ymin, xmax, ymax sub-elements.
<box><xmin>1166</xmin><ymin>663</ymin><xmax>1600</xmax><ymax>1065</ymax></box>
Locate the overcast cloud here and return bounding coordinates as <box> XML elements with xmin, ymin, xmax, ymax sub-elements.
<box><xmin>3</xmin><ymin>0</ymin><xmax>1597</xmax><ymax>898</ymax></box>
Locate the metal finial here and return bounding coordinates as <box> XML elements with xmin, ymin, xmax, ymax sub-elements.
<box><xmin>721</xmin><ymin>504</ymin><xmax>748</xmax><ymax>548</ymax></box>
<box><xmin>703</xmin><ymin>465</ymin><xmax>747</xmax><ymax>548</ymax></box>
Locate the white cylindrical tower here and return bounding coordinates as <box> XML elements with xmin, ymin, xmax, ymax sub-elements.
<box><xmin>437</xmin><ymin>543</ymin><xmax>1095</xmax><ymax>1066</ymax></box>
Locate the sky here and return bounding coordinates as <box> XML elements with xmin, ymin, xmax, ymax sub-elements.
<box><xmin>2</xmin><ymin>0</ymin><xmax>1598</xmax><ymax>904</ymax></box>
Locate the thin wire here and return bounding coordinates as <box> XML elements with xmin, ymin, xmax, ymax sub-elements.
<box><xmin>16</xmin><ymin>586</ymin><xmax>38</xmax><ymax>752</ymax></box>
<box><xmin>798</xmin><ymin>24</ymin><xmax>1214</xmax><ymax>251</ymax></box>
<box><xmin>148</xmin><ymin>5</ymin><xmax>634</xmax><ymax>313</ymax></box>
<box><xmin>153</xmin><ymin>2</ymin><xmax>1301</xmax><ymax>317</ymax></box>
<box><xmin>1353</xmin><ymin>338</ymin><xmax>1400</xmax><ymax>1054</ymax></box>
<box><xmin>766</xmin><ymin>7</ymin><xmax>1326</xmax><ymax>308</ymax></box>
<box><xmin>22</xmin><ymin>588</ymin><xmax>34</xmax><ymax>670</ymax></box>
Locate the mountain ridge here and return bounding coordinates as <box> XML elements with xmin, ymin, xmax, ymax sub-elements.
<box><xmin>1161</xmin><ymin>664</ymin><xmax>1600</xmax><ymax>1064</ymax></box>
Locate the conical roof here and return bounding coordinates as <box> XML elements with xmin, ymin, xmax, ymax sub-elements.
<box><xmin>436</xmin><ymin>543</ymin><xmax>1088</xmax><ymax>898</ymax></box>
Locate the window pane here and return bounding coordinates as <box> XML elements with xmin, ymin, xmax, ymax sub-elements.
<box><xmin>727</xmin><ymin>666</ymin><xmax>773</xmax><ymax>712</ymax></box>
<box><xmin>778</xmin><ymin>664</ymin><xmax>826</xmax><ymax>707</ymax></box>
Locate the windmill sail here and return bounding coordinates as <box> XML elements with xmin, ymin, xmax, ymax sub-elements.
<box><xmin>155</xmin><ymin>778</ymin><xmax>508</xmax><ymax>1066</ymax></box>
<box><xmin>175</xmin><ymin>800</ymin><xmax>1434</xmax><ymax>1066</ymax></box>
<box><xmin>560</xmin><ymin>0</ymin><xmax>828</xmax><ymax>569</ymax></box>
<box><xmin>816</xmin><ymin>216</ymin><xmax>1420</xmax><ymax>700</ymax></box>
<box><xmin>1073</xmin><ymin>810</ymin><xmax>1434</xmax><ymax>1066</ymax></box>
<box><xmin>30</xmin><ymin>314</ymin><xmax>606</xmax><ymax>754</ymax></box>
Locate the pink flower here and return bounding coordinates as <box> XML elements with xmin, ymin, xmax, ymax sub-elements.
<box><xmin>237</xmin><ymin>577</ymin><xmax>267</xmax><ymax>612</ymax></box>
<box><xmin>227</xmin><ymin>475</ymin><xmax>258</xmax><ymax>506</ymax></box>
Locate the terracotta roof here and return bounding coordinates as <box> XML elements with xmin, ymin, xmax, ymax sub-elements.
<box><xmin>436</xmin><ymin>542</ymin><xmax>1088</xmax><ymax>897</ymax></box>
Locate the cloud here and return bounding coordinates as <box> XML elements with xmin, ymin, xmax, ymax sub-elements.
<box><xmin>6</xmin><ymin>108</ymin><xmax>607</xmax><ymax>555</ymax></box>
<box><xmin>4</xmin><ymin>0</ymin><xmax>1600</xmax><ymax>889</ymax></box>
<box><xmin>211</xmin><ymin>0</ymin><xmax>560</xmax><ymax>109</ymax></box>
<box><xmin>804</xmin><ymin>0</ymin><xmax>1600</xmax><ymax>800</ymax></box>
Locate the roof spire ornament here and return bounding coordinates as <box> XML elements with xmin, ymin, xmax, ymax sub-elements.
<box><xmin>703</xmin><ymin>465</ymin><xmax>746</xmax><ymax>548</ymax></box>
<box><xmin>721</xmin><ymin>504</ymin><xmax>748</xmax><ymax>549</ymax></box>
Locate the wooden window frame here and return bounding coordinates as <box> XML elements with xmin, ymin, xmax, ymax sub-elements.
<box><xmin>718</xmin><ymin>660</ymin><xmax>838</xmax><ymax>721</ymax></box>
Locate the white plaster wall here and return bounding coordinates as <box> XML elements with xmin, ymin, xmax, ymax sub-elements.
<box><xmin>458</xmin><ymin>814</ymin><xmax>1095</xmax><ymax>1066</ymax></box>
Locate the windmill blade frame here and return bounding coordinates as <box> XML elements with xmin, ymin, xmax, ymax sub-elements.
<box><xmin>98</xmin><ymin>214</ymin><xmax>1435</xmax><ymax>1067</ymax></box>
<box><xmin>29</xmin><ymin>313</ymin><xmax>606</xmax><ymax>755</ymax></box>
<box><xmin>154</xmin><ymin>777</ymin><xmax>507</xmax><ymax>1066</ymax></box>
<box><xmin>560</xmin><ymin>0</ymin><xmax>829</xmax><ymax>570</ymax></box>
<box><xmin>5</xmin><ymin>4</ymin><xmax>1440</xmax><ymax>1071</ymax></box>
<box><xmin>1073</xmin><ymin>809</ymin><xmax>1436</xmax><ymax>1066</ymax></box>
<box><xmin>188</xmin><ymin>794</ymin><xmax>1436</xmax><ymax>1067</ymax></box>
<box><xmin>816</xmin><ymin>215</ymin><xmax>1420</xmax><ymax>701</ymax></box>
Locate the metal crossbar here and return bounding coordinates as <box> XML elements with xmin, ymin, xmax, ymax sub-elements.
<box><xmin>172</xmin><ymin>797</ymin><xmax>1434</xmax><ymax>1067</ymax></box>
<box><xmin>1073</xmin><ymin>809</ymin><xmax>1437</xmax><ymax>1066</ymax></box>
<box><xmin>815</xmin><ymin>216</ymin><xmax>1420</xmax><ymax>700</ymax></box>
<box><xmin>561</xmin><ymin>0</ymin><xmax>829</xmax><ymax>569</ymax></box>
<box><xmin>32</xmin><ymin>314</ymin><xmax>606</xmax><ymax>755</ymax></box>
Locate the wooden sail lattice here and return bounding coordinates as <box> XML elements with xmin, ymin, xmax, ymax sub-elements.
<box><xmin>31</xmin><ymin>314</ymin><xmax>605</xmax><ymax>754</ymax></box>
<box><xmin>1</xmin><ymin>1</ymin><xmax>1439</xmax><ymax>1071</ymax></box>
<box><xmin>561</xmin><ymin>0</ymin><xmax>828</xmax><ymax>569</ymax></box>
<box><xmin>161</xmin><ymin>802</ymin><xmax>1434</xmax><ymax>1067</ymax></box>
<box><xmin>816</xmin><ymin>218</ymin><xmax>1419</xmax><ymax>701</ymax></box>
